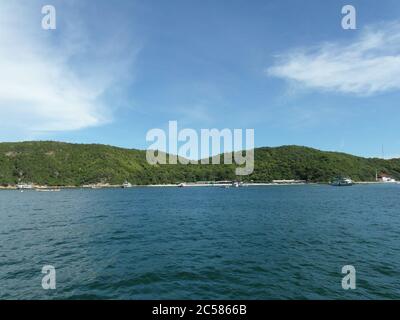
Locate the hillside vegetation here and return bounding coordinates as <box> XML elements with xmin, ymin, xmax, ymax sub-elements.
<box><xmin>0</xmin><ymin>141</ymin><xmax>399</xmax><ymax>186</ymax></box>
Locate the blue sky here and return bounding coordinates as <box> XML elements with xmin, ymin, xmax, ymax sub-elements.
<box><xmin>1</xmin><ymin>0</ymin><xmax>400</xmax><ymax>158</ymax></box>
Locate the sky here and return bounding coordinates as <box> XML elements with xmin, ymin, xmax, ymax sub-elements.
<box><xmin>1</xmin><ymin>0</ymin><xmax>400</xmax><ymax>158</ymax></box>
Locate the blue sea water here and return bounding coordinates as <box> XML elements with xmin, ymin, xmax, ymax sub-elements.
<box><xmin>1</xmin><ymin>184</ymin><xmax>400</xmax><ymax>300</ymax></box>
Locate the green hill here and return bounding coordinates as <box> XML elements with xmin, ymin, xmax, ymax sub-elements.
<box><xmin>0</xmin><ymin>141</ymin><xmax>399</xmax><ymax>186</ymax></box>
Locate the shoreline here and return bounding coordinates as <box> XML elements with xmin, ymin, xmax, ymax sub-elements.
<box><xmin>1</xmin><ymin>181</ymin><xmax>399</xmax><ymax>190</ymax></box>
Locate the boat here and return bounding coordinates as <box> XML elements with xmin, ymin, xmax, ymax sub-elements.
<box><xmin>16</xmin><ymin>183</ymin><xmax>33</xmax><ymax>190</ymax></box>
<box><xmin>231</xmin><ymin>181</ymin><xmax>244</xmax><ymax>188</ymax></box>
<box><xmin>122</xmin><ymin>181</ymin><xmax>132</xmax><ymax>188</ymax></box>
<box><xmin>178</xmin><ymin>183</ymin><xmax>186</xmax><ymax>188</ymax></box>
<box><xmin>331</xmin><ymin>177</ymin><xmax>353</xmax><ymax>186</ymax></box>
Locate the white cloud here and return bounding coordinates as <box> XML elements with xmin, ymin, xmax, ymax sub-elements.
<box><xmin>0</xmin><ymin>2</ymin><xmax>136</xmax><ymax>139</ymax></box>
<box><xmin>267</xmin><ymin>21</ymin><xmax>400</xmax><ymax>96</ymax></box>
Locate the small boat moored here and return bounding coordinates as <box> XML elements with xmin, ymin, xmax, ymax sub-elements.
<box><xmin>331</xmin><ymin>177</ymin><xmax>354</xmax><ymax>186</ymax></box>
<box><xmin>232</xmin><ymin>181</ymin><xmax>244</xmax><ymax>188</ymax></box>
<box><xmin>16</xmin><ymin>183</ymin><xmax>33</xmax><ymax>190</ymax></box>
<box><xmin>122</xmin><ymin>181</ymin><xmax>132</xmax><ymax>188</ymax></box>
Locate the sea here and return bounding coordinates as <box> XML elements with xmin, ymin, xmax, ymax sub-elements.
<box><xmin>1</xmin><ymin>184</ymin><xmax>400</xmax><ymax>299</ymax></box>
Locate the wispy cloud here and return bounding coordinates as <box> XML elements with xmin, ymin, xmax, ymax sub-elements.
<box><xmin>267</xmin><ymin>21</ymin><xmax>400</xmax><ymax>96</ymax></box>
<box><xmin>0</xmin><ymin>1</ymin><xmax>137</xmax><ymax>139</ymax></box>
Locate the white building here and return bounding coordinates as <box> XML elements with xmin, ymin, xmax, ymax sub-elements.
<box><xmin>377</xmin><ymin>173</ymin><xmax>396</xmax><ymax>183</ymax></box>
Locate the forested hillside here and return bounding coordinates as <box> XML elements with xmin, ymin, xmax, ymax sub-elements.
<box><xmin>0</xmin><ymin>142</ymin><xmax>398</xmax><ymax>185</ymax></box>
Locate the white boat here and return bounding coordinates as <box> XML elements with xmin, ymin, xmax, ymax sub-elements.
<box><xmin>122</xmin><ymin>181</ymin><xmax>132</xmax><ymax>188</ymax></box>
<box><xmin>331</xmin><ymin>177</ymin><xmax>353</xmax><ymax>186</ymax></box>
<box><xmin>232</xmin><ymin>181</ymin><xmax>244</xmax><ymax>188</ymax></box>
<box><xmin>16</xmin><ymin>183</ymin><xmax>33</xmax><ymax>190</ymax></box>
